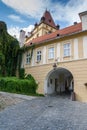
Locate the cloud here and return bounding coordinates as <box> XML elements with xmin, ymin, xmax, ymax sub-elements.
<box><xmin>8</xmin><ymin>14</ymin><xmax>25</xmax><ymax>23</ymax></box>
<box><xmin>50</xmin><ymin>0</ymin><xmax>87</xmax><ymax>26</ymax></box>
<box><xmin>7</xmin><ymin>26</ymin><xmax>20</xmax><ymax>39</ymax></box>
<box><xmin>23</xmin><ymin>25</ymin><xmax>34</xmax><ymax>35</ymax></box>
<box><xmin>1</xmin><ymin>0</ymin><xmax>48</xmax><ymax>19</ymax></box>
<box><xmin>8</xmin><ymin>25</ymin><xmax>34</xmax><ymax>40</ymax></box>
<box><xmin>2</xmin><ymin>0</ymin><xmax>87</xmax><ymax>27</ymax></box>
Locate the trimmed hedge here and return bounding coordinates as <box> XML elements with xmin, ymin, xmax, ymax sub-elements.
<box><xmin>0</xmin><ymin>76</ymin><xmax>38</xmax><ymax>95</ymax></box>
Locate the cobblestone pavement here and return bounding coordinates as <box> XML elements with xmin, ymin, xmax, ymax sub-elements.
<box><xmin>0</xmin><ymin>94</ymin><xmax>87</xmax><ymax>130</ymax></box>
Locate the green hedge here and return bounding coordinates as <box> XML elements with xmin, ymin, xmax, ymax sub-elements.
<box><xmin>0</xmin><ymin>76</ymin><xmax>38</xmax><ymax>95</ymax></box>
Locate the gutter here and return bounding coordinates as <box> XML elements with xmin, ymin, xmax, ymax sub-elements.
<box><xmin>26</xmin><ymin>29</ymin><xmax>87</xmax><ymax>47</ymax></box>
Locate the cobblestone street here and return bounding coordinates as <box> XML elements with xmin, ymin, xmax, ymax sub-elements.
<box><xmin>0</xmin><ymin>93</ymin><xmax>87</xmax><ymax>130</ymax></box>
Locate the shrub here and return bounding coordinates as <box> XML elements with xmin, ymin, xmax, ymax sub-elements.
<box><xmin>0</xmin><ymin>76</ymin><xmax>38</xmax><ymax>95</ymax></box>
<box><xmin>0</xmin><ymin>79</ymin><xmax>6</xmax><ymax>90</ymax></box>
<box><xmin>25</xmin><ymin>74</ymin><xmax>35</xmax><ymax>81</ymax></box>
<box><xmin>19</xmin><ymin>68</ymin><xmax>25</xmax><ymax>79</ymax></box>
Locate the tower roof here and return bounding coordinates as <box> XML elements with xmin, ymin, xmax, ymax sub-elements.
<box><xmin>40</xmin><ymin>10</ymin><xmax>57</xmax><ymax>29</ymax></box>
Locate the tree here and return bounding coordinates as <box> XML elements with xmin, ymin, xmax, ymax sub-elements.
<box><xmin>0</xmin><ymin>21</ymin><xmax>20</xmax><ymax>76</ymax></box>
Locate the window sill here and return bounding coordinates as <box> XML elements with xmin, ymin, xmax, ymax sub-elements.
<box><xmin>26</xmin><ymin>63</ymin><xmax>31</xmax><ymax>65</ymax></box>
<box><xmin>36</xmin><ymin>60</ymin><xmax>41</xmax><ymax>63</ymax></box>
<box><xmin>48</xmin><ymin>58</ymin><xmax>54</xmax><ymax>60</ymax></box>
<box><xmin>63</xmin><ymin>56</ymin><xmax>71</xmax><ymax>58</ymax></box>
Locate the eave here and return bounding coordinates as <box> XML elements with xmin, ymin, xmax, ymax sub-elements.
<box><xmin>25</xmin><ymin>30</ymin><xmax>87</xmax><ymax>48</ymax></box>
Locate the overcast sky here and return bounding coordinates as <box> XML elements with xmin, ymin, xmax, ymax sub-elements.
<box><xmin>0</xmin><ymin>0</ymin><xmax>87</xmax><ymax>39</ymax></box>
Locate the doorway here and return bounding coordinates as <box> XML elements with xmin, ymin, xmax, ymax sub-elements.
<box><xmin>44</xmin><ymin>67</ymin><xmax>74</xmax><ymax>96</ymax></box>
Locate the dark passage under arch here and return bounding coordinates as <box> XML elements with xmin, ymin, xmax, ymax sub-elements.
<box><xmin>44</xmin><ymin>67</ymin><xmax>74</xmax><ymax>96</ymax></box>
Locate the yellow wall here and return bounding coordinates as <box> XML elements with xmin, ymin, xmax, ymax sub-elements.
<box><xmin>23</xmin><ymin>32</ymin><xmax>87</xmax><ymax>102</ymax></box>
<box><xmin>25</xmin><ymin>59</ymin><xmax>87</xmax><ymax>102</ymax></box>
<box><xmin>25</xmin><ymin>23</ymin><xmax>57</xmax><ymax>44</ymax></box>
<box><xmin>24</xmin><ymin>34</ymin><xmax>87</xmax><ymax>67</ymax></box>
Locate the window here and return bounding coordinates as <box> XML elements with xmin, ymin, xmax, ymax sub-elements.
<box><xmin>48</xmin><ymin>31</ymin><xmax>52</xmax><ymax>34</ymax></box>
<box><xmin>48</xmin><ymin>47</ymin><xmax>54</xmax><ymax>59</ymax></box>
<box><xmin>37</xmin><ymin>33</ymin><xmax>39</xmax><ymax>37</ymax></box>
<box><xmin>37</xmin><ymin>51</ymin><xmax>41</xmax><ymax>62</ymax></box>
<box><xmin>49</xmin><ymin>19</ymin><xmax>51</xmax><ymax>23</ymax></box>
<box><xmin>64</xmin><ymin>43</ymin><xmax>70</xmax><ymax>57</ymax></box>
<box><xmin>26</xmin><ymin>53</ymin><xmax>31</xmax><ymax>64</ymax></box>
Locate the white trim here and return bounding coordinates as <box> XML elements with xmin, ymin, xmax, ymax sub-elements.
<box><xmin>43</xmin><ymin>46</ymin><xmax>46</xmax><ymax>64</ymax></box>
<box><xmin>57</xmin><ymin>43</ymin><xmax>60</xmax><ymax>62</ymax></box>
<box><xmin>74</xmin><ymin>39</ymin><xmax>78</xmax><ymax>59</ymax></box>
<box><xmin>83</xmin><ymin>36</ymin><xmax>87</xmax><ymax>58</ymax></box>
<box><xmin>27</xmin><ymin>58</ymin><xmax>87</xmax><ymax>68</ymax></box>
<box><xmin>63</xmin><ymin>43</ymin><xmax>71</xmax><ymax>57</ymax></box>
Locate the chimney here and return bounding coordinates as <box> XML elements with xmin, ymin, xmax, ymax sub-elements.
<box><xmin>40</xmin><ymin>16</ymin><xmax>45</xmax><ymax>22</ymax></box>
<box><xmin>79</xmin><ymin>11</ymin><xmax>87</xmax><ymax>30</ymax></box>
<box><xmin>74</xmin><ymin>22</ymin><xmax>77</xmax><ymax>25</ymax></box>
<box><xmin>34</xmin><ymin>22</ymin><xmax>38</xmax><ymax>27</ymax></box>
<box><xmin>19</xmin><ymin>30</ymin><xmax>25</xmax><ymax>47</ymax></box>
<box><xmin>56</xmin><ymin>24</ymin><xmax>60</xmax><ymax>30</ymax></box>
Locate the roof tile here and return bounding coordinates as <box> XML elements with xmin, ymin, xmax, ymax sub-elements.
<box><xmin>26</xmin><ymin>23</ymin><xmax>82</xmax><ymax>46</ymax></box>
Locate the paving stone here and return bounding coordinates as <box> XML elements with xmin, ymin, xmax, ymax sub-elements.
<box><xmin>0</xmin><ymin>95</ymin><xmax>87</xmax><ymax>130</ymax></box>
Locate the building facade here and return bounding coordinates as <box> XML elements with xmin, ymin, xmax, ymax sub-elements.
<box><xmin>22</xmin><ymin>10</ymin><xmax>87</xmax><ymax>102</ymax></box>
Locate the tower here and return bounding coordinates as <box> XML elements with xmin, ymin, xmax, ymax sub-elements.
<box><xmin>19</xmin><ymin>30</ymin><xmax>25</xmax><ymax>47</ymax></box>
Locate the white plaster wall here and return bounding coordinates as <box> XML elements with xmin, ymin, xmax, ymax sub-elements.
<box><xmin>47</xmin><ymin>72</ymin><xmax>58</xmax><ymax>94</ymax></box>
<box><xmin>47</xmin><ymin>78</ymin><xmax>55</xmax><ymax>94</ymax></box>
<box><xmin>82</xmin><ymin>15</ymin><xmax>87</xmax><ymax>30</ymax></box>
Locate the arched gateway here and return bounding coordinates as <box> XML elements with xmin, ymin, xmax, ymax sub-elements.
<box><xmin>44</xmin><ymin>67</ymin><xmax>74</xmax><ymax>96</ymax></box>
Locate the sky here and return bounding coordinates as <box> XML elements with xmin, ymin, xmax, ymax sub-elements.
<box><xmin>0</xmin><ymin>0</ymin><xmax>87</xmax><ymax>39</ymax></box>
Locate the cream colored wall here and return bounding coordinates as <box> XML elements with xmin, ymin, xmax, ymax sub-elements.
<box><xmin>25</xmin><ymin>23</ymin><xmax>57</xmax><ymax>44</ymax></box>
<box><xmin>23</xmin><ymin>33</ymin><xmax>87</xmax><ymax>102</ymax></box>
<box><xmin>25</xmin><ymin>59</ymin><xmax>87</xmax><ymax>102</ymax></box>
<box><xmin>24</xmin><ymin>35</ymin><xmax>87</xmax><ymax>68</ymax></box>
<box><xmin>78</xmin><ymin>36</ymin><xmax>83</xmax><ymax>58</ymax></box>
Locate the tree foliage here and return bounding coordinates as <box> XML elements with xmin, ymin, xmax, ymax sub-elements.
<box><xmin>0</xmin><ymin>21</ymin><xmax>20</xmax><ymax>76</ymax></box>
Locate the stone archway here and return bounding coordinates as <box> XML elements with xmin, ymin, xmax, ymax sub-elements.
<box><xmin>44</xmin><ymin>67</ymin><xmax>74</xmax><ymax>96</ymax></box>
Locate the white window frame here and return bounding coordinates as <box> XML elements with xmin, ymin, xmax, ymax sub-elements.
<box><xmin>48</xmin><ymin>47</ymin><xmax>54</xmax><ymax>59</ymax></box>
<box><xmin>26</xmin><ymin>52</ymin><xmax>31</xmax><ymax>64</ymax></box>
<box><xmin>63</xmin><ymin>43</ymin><xmax>71</xmax><ymax>57</ymax></box>
<box><xmin>37</xmin><ymin>50</ymin><xmax>41</xmax><ymax>62</ymax></box>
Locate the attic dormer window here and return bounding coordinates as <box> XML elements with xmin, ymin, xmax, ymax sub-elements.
<box><xmin>30</xmin><ymin>42</ymin><xmax>32</xmax><ymax>45</ymax></box>
<box><xmin>48</xmin><ymin>31</ymin><xmax>52</xmax><ymax>34</ymax></box>
<box><xmin>37</xmin><ymin>34</ymin><xmax>39</xmax><ymax>37</ymax></box>
<box><xmin>49</xmin><ymin>19</ymin><xmax>51</xmax><ymax>23</ymax></box>
<box><xmin>57</xmin><ymin>34</ymin><xmax>60</xmax><ymax>37</ymax></box>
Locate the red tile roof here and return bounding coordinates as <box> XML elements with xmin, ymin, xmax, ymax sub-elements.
<box><xmin>26</xmin><ymin>23</ymin><xmax>82</xmax><ymax>46</ymax></box>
